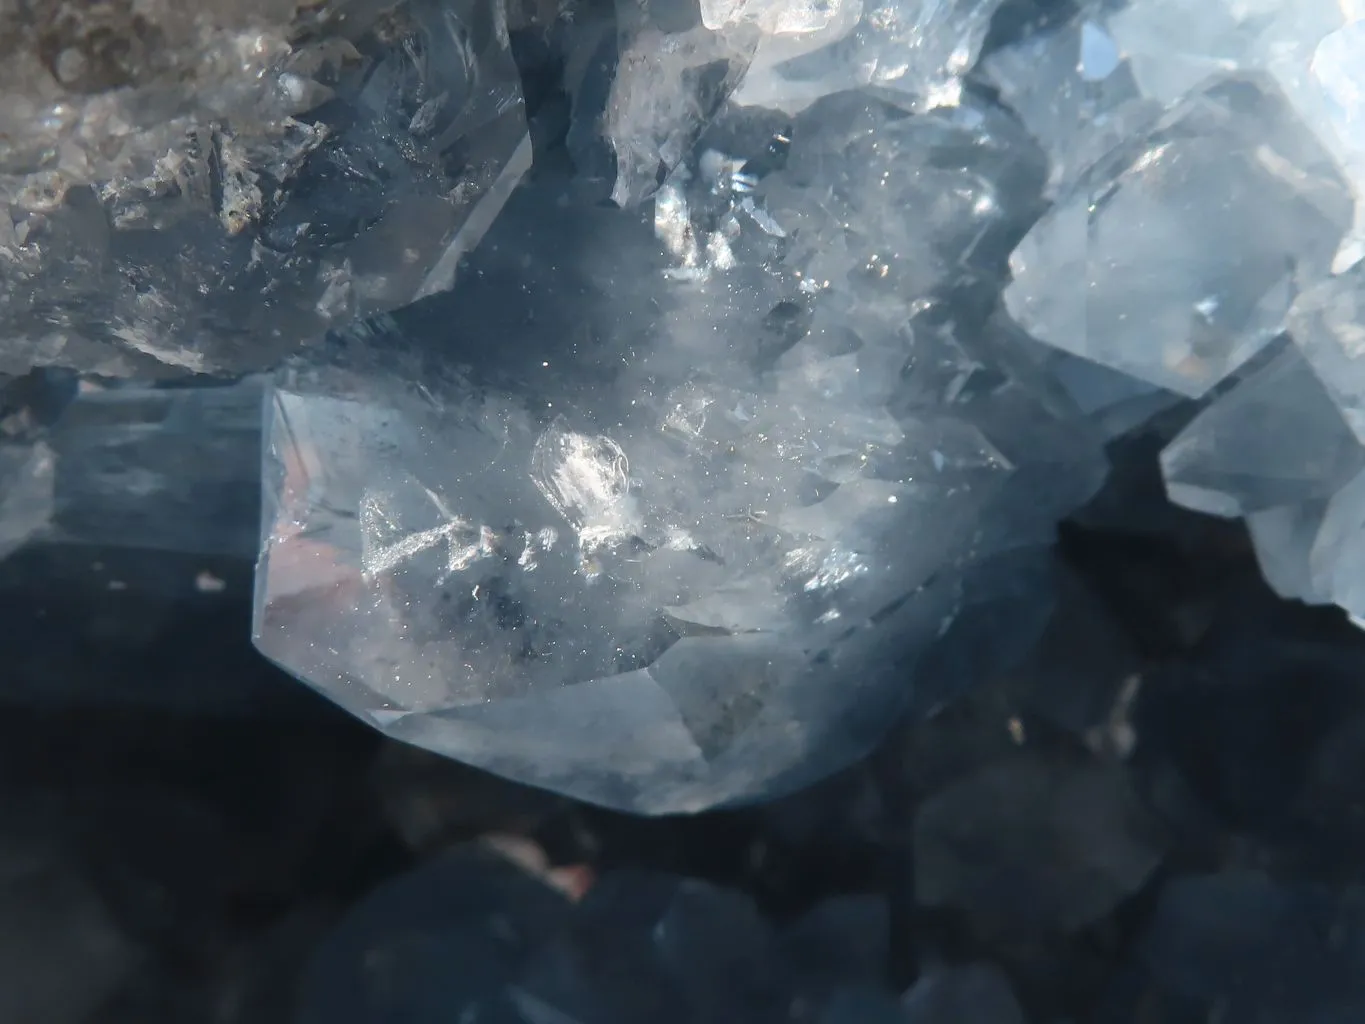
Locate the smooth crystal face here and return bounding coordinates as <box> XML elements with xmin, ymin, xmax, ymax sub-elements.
<box><xmin>1105</xmin><ymin>0</ymin><xmax>1365</xmax><ymax>266</ymax></box>
<box><xmin>251</xmin><ymin>95</ymin><xmax>1104</xmax><ymax>813</ymax></box>
<box><xmin>1160</xmin><ymin>346</ymin><xmax>1365</xmax><ymax>519</ymax></box>
<box><xmin>0</xmin><ymin>0</ymin><xmax>529</xmax><ymax>379</ymax></box>
<box><xmin>992</xmin><ymin>3</ymin><xmax>1365</xmax><ymax>636</ymax></box>
<box><xmin>0</xmin><ymin>444</ymin><xmax>54</xmax><ymax>563</ymax></box>
<box><xmin>42</xmin><ymin>382</ymin><xmax>265</xmax><ymax>557</ymax></box>
<box><xmin>1244</xmin><ymin>502</ymin><xmax>1333</xmax><ymax>605</ymax></box>
<box><xmin>1005</xmin><ymin>74</ymin><xmax>1351</xmax><ymax>398</ymax></box>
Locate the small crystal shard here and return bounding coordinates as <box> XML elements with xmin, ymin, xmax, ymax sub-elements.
<box><xmin>0</xmin><ymin>380</ymin><xmax>263</xmax><ymax>562</ymax></box>
<box><xmin>1288</xmin><ymin>261</ymin><xmax>1365</xmax><ymax>444</ymax></box>
<box><xmin>1005</xmin><ymin>73</ymin><xmax>1351</xmax><ymax>398</ymax></box>
<box><xmin>730</xmin><ymin>0</ymin><xmax>1004</xmax><ymax>115</ymax></box>
<box><xmin>1161</xmin><ymin>345</ymin><xmax>1365</xmax><ymax>518</ymax></box>
<box><xmin>1107</xmin><ymin>0</ymin><xmax>1365</xmax><ymax>269</ymax></box>
<box><xmin>1308</xmin><ymin>465</ymin><xmax>1365</xmax><ymax>623</ymax></box>
<box><xmin>0</xmin><ymin>443</ymin><xmax>55</xmax><ymax>563</ymax></box>
<box><xmin>1244</xmin><ymin>501</ymin><xmax>1334</xmax><ymax>605</ymax></box>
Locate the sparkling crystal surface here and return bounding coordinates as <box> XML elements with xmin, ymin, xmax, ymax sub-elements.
<box><xmin>0</xmin><ymin>0</ymin><xmax>530</xmax><ymax>378</ymax></box>
<box><xmin>981</xmin><ymin>17</ymin><xmax>1159</xmax><ymax>198</ymax></box>
<box><xmin>252</xmin><ymin>97</ymin><xmax>1104</xmax><ymax>813</ymax></box>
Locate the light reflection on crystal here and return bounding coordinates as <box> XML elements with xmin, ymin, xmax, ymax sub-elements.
<box><xmin>249</xmin><ymin>91</ymin><xmax>1101</xmax><ymax>809</ymax></box>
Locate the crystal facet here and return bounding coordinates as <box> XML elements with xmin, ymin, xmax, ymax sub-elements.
<box><xmin>1005</xmin><ymin>74</ymin><xmax>1351</xmax><ymax>398</ymax></box>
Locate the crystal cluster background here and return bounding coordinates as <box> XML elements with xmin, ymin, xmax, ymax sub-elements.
<box><xmin>4</xmin><ymin>0</ymin><xmax>1365</xmax><ymax>1019</ymax></box>
<box><xmin>3</xmin><ymin>0</ymin><xmax>1365</xmax><ymax>813</ymax></box>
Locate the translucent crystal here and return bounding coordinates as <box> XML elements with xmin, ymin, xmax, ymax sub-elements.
<box><xmin>253</xmin><ymin>101</ymin><xmax>1103</xmax><ymax>812</ymax></box>
<box><xmin>729</xmin><ymin>0</ymin><xmax>1004</xmax><ymax>115</ymax></box>
<box><xmin>1244</xmin><ymin>501</ymin><xmax>1333</xmax><ymax>605</ymax></box>
<box><xmin>0</xmin><ymin>443</ymin><xmax>54</xmax><ymax>563</ymax></box>
<box><xmin>981</xmin><ymin>16</ymin><xmax>1161</xmax><ymax>198</ymax></box>
<box><xmin>1005</xmin><ymin>74</ymin><xmax>1351</xmax><ymax>398</ymax></box>
<box><xmin>0</xmin><ymin>0</ymin><xmax>529</xmax><ymax>378</ymax></box>
<box><xmin>253</xmin><ymin>340</ymin><xmax>1012</xmax><ymax>812</ymax></box>
<box><xmin>763</xmin><ymin>91</ymin><xmax>1049</xmax><ymax>299</ymax></box>
<box><xmin>1160</xmin><ymin>346</ymin><xmax>1365</xmax><ymax>518</ymax></box>
<box><xmin>912</xmin><ymin>754</ymin><xmax>1167</xmax><ymax>934</ymax></box>
<box><xmin>902</xmin><ymin>965</ymin><xmax>1026</xmax><ymax>1024</ymax></box>
<box><xmin>0</xmin><ymin>380</ymin><xmax>263</xmax><ymax>562</ymax></box>
<box><xmin>601</xmin><ymin>0</ymin><xmax>759</xmax><ymax>206</ymax></box>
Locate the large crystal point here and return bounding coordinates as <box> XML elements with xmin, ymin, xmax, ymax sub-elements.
<box><xmin>252</xmin><ymin>102</ymin><xmax>1102</xmax><ymax>812</ymax></box>
<box><xmin>0</xmin><ymin>0</ymin><xmax>529</xmax><ymax>379</ymax></box>
<box><xmin>1005</xmin><ymin>73</ymin><xmax>1352</xmax><ymax>399</ymax></box>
